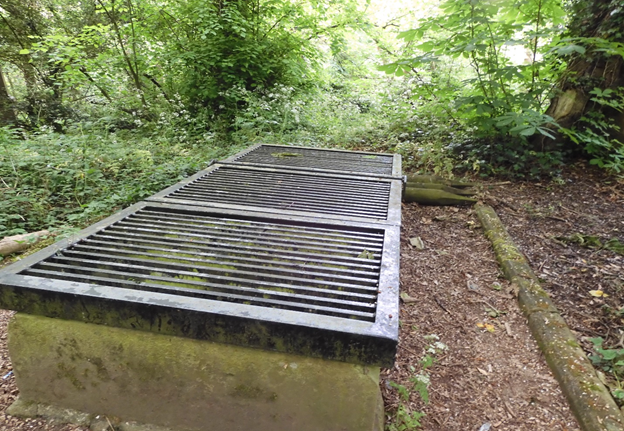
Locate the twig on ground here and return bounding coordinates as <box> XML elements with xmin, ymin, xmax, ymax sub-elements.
<box><xmin>434</xmin><ymin>297</ymin><xmax>451</xmax><ymax>314</ymax></box>
<box><xmin>547</xmin><ymin>215</ymin><xmax>569</xmax><ymax>223</ymax></box>
<box><xmin>399</xmin><ymin>344</ymin><xmax>419</xmax><ymax>357</ymax></box>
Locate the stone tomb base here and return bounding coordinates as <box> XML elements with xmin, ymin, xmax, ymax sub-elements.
<box><xmin>7</xmin><ymin>314</ymin><xmax>383</xmax><ymax>431</ymax></box>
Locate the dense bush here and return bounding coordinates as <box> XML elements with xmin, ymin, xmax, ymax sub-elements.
<box><xmin>0</xmin><ymin>124</ymin><xmax>229</xmax><ymax>237</ymax></box>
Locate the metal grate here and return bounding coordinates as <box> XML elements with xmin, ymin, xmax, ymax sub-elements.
<box><xmin>149</xmin><ymin>165</ymin><xmax>395</xmax><ymax>221</ymax></box>
<box><xmin>20</xmin><ymin>207</ymin><xmax>384</xmax><ymax>321</ymax></box>
<box><xmin>0</xmin><ymin>144</ymin><xmax>401</xmax><ymax>366</ymax></box>
<box><xmin>224</xmin><ymin>144</ymin><xmax>400</xmax><ymax>177</ymax></box>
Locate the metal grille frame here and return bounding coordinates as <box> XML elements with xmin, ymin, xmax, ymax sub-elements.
<box><xmin>222</xmin><ymin>143</ymin><xmax>403</xmax><ymax>179</ymax></box>
<box><xmin>147</xmin><ymin>163</ymin><xmax>402</xmax><ymax>225</ymax></box>
<box><xmin>0</xmin><ymin>202</ymin><xmax>399</xmax><ymax>366</ymax></box>
<box><xmin>0</xmin><ymin>144</ymin><xmax>402</xmax><ymax>366</ymax></box>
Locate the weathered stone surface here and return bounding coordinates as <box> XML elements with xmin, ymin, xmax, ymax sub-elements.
<box><xmin>6</xmin><ymin>397</ymin><xmax>38</xmax><ymax>418</ymax></box>
<box><xmin>8</xmin><ymin>313</ymin><xmax>383</xmax><ymax>431</ymax></box>
<box><xmin>7</xmin><ymin>397</ymin><xmax>93</xmax><ymax>426</ymax></box>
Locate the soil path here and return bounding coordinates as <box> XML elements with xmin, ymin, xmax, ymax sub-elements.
<box><xmin>384</xmin><ymin>202</ymin><xmax>580</xmax><ymax>430</ymax></box>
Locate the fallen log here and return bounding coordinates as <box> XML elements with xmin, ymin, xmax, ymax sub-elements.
<box><xmin>0</xmin><ymin>230</ymin><xmax>51</xmax><ymax>256</ymax></box>
<box><xmin>406</xmin><ymin>174</ymin><xmax>477</xmax><ymax>188</ymax></box>
<box><xmin>476</xmin><ymin>203</ymin><xmax>624</xmax><ymax>431</ymax></box>
<box><xmin>406</xmin><ymin>181</ymin><xmax>477</xmax><ymax>196</ymax></box>
<box><xmin>403</xmin><ymin>188</ymin><xmax>477</xmax><ymax>206</ymax></box>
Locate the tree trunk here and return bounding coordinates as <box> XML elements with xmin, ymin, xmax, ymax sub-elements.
<box><xmin>0</xmin><ymin>65</ymin><xmax>16</xmax><ymax>126</ymax></box>
<box><xmin>535</xmin><ymin>0</ymin><xmax>624</xmax><ymax>152</ymax></box>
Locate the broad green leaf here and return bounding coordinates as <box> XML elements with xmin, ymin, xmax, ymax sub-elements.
<box><xmin>519</xmin><ymin>126</ymin><xmax>537</xmax><ymax>136</ymax></box>
<box><xmin>556</xmin><ymin>44</ymin><xmax>586</xmax><ymax>56</ymax></box>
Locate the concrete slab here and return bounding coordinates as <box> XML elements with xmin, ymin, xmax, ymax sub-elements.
<box><xmin>8</xmin><ymin>313</ymin><xmax>383</xmax><ymax>431</ymax></box>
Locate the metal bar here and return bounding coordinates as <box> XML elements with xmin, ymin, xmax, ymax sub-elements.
<box><xmin>87</xmin><ymin>234</ymin><xmax>382</xmax><ymax>270</ymax></box>
<box><xmin>149</xmin><ymin>197</ymin><xmax>396</xmax><ymax>223</ymax></box>
<box><xmin>166</xmin><ymin>192</ymin><xmax>388</xmax><ymax>219</ymax></box>
<box><xmin>25</xmin><ymin>266</ymin><xmax>376</xmax><ymax>317</ymax></box>
<box><xmin>43</xmin><ymin>254</ymin><xmax>379</xmax><ymax>295</ymax></box>
<box><xmin>177</xmin><ymin>181</ymin><xmax>390</xmax><ymax>204</ymax></box>
<box><xmin>221</xmin><ymin>143</ymin><xmax>396</xmax><ymax>160</ymax></box>
<box><xmin>116</xmin><ymin>218</ymin><xmax>385</xmax><ymax>251</ymax></box>
<box><xmin>55</xmin><ymin>248</ymin><xmax>380</xmax><ymax>289</ymax></box>
<box><xmin>131</xmin><ymin>212</ymin><xmax>385</xmax><ymax>243</ymax></box>
<box><xmin>211</xmin><ymin>168</ymin><xmax>393</xmax><ymax>188</ymax></box>
<box><xmin>140</xmin><ymin>207</ymin><xmax>386</xmax><ymax>240</ymax></box>
<box><xmin>156</xmin><ymin>194</ymin><xmax>388</xmax><ymax>220</ymax></box>
<box><xmin>75</xmin><ymin>241</ymin><xmax>381</xmax><ymax>278</ymax></box>
<box><xmin>220</xmin><ymin>162</ymin><xmax>401</xmax><ymax>179</ymax></box>
<box><xmin>104</xmin><ymin>225</ymin><xmax>382</xmax><ymax>258</ymax></box>
<box><xmin>176</xmin><ymin>182</ymin><xmax>390</xmax><ymax>205</ymax></box>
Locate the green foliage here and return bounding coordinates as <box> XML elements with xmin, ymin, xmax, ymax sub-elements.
<box><xmin>560</xmin><ymin>85</ymin><xmax>624</xmax><ymax>172</ymax></box>
<box><xmin>375</xmin><ymin>0</ymin><xmax>579</xmax><ymax>176</ymax></box>
<box><xmin>0</xmin><ymin>124</ymin><xmax>226</xmax><ymax>237</ymax></box>
<box><xmin>381</xmin><ymin>0</ymin><xmax>566</xmax><ymax>136</ymax></box>
<box><xmin>385</xmin><ymin>334</ymin><xmax>447</xmax><ymax>431</ymax></box>
<box><xmin>588</xmin><ymin>337</ymin><xmax>624</xmax><ymax>402</ymax></box>
<box><xmin>178</xmin><ymin>0</ymin><xmax>310</xmax><ymax>113</ymax></box>
<box><xmin>176</xmin><ymin>0</ymin><xmax>366</xmax><ymax>121</ymax></box>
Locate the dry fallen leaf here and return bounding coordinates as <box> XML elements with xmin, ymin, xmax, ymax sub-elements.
<box><xmin>409</xmin><ymin>236</ymin><xmax>425</xmax><ymax>249</ymax></box>
<box><xmin>400</xmin><ymin>292</ymin><xmax>418</xmax><ymax>304</ymax></box>
<box><xmin>467</xmin><ymin>280</ymin><xmax>480</xmax><ymax>290</ymax></box>
<box><xmin>477</xmin><ymin>322</ymin><xmax>495</xmax><ymax>333</ymax></box>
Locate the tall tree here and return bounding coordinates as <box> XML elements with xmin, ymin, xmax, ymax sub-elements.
<box><xmin>538</xmin><ymin>0</ymin><xmax>624</xmax><ymax>166</ymax></box>
<box><xmin>175</xmin><ymin>0</ymin><xmax>365</xmax><ymax>119</ymax></box>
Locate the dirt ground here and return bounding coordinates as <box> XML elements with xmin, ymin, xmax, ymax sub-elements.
<box><xmin>382</xmin><ymin>164</ymin><xmax>622</xmax><ymax>431</ymax></box>
<box><xmin>0</xmin><ymin>163</ymin><xmax>622</xmax><ymax>431</ymax></box>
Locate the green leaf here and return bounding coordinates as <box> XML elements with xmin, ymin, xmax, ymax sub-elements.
<box><xmin>399</xmin><ymin>29</ymin><xmax>420</xmax><ymax>42</ymax></box>
<box><xmin>599</xmin><ymin>349</ymin><xmax>618</xmax><ymax>361</ymax></box>
<box><xmin>416</xmin><ymin>41</ymin><xmax>435</xmax><ymax>52</ymax></box>
<box><xmin>556</xmin><ymin>44</ymin><xmax>586</xmax><ymax>56</ymax></box>
<box><xmin>523</xmin><ymin>127</ymin><xmax>536</xmax><ymax>136</ymax></box>
<box><xmin>536</xmin><ymin>127</ymin><xmax>556</xmax><ymax>139</ymax></box>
